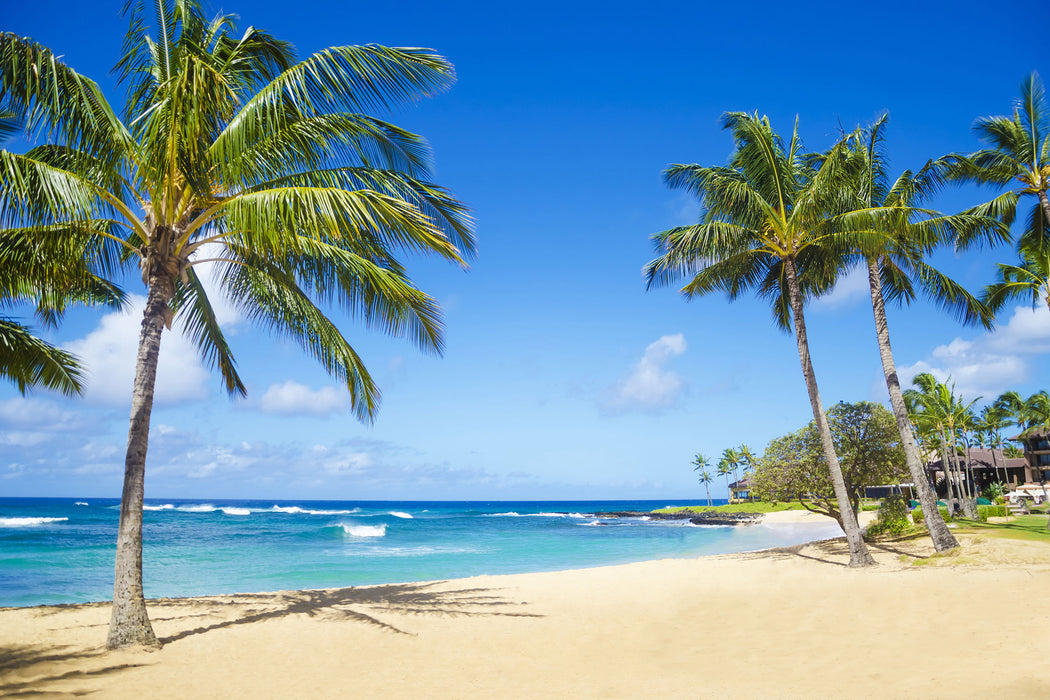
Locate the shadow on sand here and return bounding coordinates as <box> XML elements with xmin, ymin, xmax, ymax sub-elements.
<box><xmin>0</xmin><ymin>581</ymin><xmax>539</xmax><ymax>697</ymax></box>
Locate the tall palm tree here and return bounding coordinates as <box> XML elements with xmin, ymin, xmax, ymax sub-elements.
<box><xmin>646</xmin><ymin>112</ymin><xmax>875</xmax><ymax>566</ymax></box>
<box><xmin>721</xmin><ymin>446</ymin><xmax>741</xmax><ymax>485</ymax></box>
<box><xmin>953</xmin><ymin>72</ymin><xmax>1050</xmax><ymax>236</ymax></box>
<box><xmin>716</xmin><ymin>456</ymin><xmax>733</xmax><ymax>501</ymax></box>
<box><xmin>984</xmin><ymin>225</ymin><xmax>1050</xmax><ymax>312</ymax></box>
<box><xmin>831</xmin><ymin>118</ymin><xmax>1007</xmax><ymax>551</ymax></box>
<box><xmin>0</xmin><ymin>111</ymin><xmax>125</xmax><ymax>395</ymax></box>
<box><xmin>0</xmin><ymin>1</ymin><xmax>473</xmax><ymax>649</ymax></box>
<box><xmin>692</xmin><ymin>453</ymin><xmax>713</xmax><ymax>507</ymax></box>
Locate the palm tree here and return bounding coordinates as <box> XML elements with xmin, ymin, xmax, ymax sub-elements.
<box><xmin>953</xmin><ymin>72</ymin><xmax>1050</xmax><ymax>231</ymax></box>
<box><xmin>721</xmin><ymin>446</ymin><xmax>741</xmax><ymax>485</ymax></box>
<box><xmin>0</xmin><ymin>111</ymin><xmax>125</xmax><ymax>395</ymax></box>
<box><xmin>692</xmin><ymin>453</ymin><xmax>714</xmax><ymax>507</ymax></box>
<box><xmin>716</xmin><ymin>456</ymin><xmax>733</xmax><ymax>501</ymax></box>
<box><xmin>646</xmin><ymin>112</ymin><xmax>875</xmax><ymax>566</ymax></box>
<box><xmin>984</xmin><ymin>230</ymin><xmax>1050</xmax><ymax>312</ymax></box>
<box><xmin>0</xmin><ymin>2</ymin><xmax>473</xmax><ymax>649</ymax></box>
<box><xmin>831</xmin><ymin>118</ymin><xmax>1007</xmax><ymax>551</ymax></box>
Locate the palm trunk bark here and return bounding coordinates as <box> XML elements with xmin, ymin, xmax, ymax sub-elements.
<box><xmin>106</xmin><ymin>265</ymin><xmax>175</xmax><ymax>650</ymax></box>
<box><xmin>954</xmin><ymin>443</ymin><xmax>978</xmax><ymax>519</ymax></box>
<box><xmin>866</xmin><ymin>258</ymin><xmax>957</xmax><ymax>551</ymax></box>
<box><xmin>1039</xmin><ymin>190</ymin><xmax>1050</xmax><ymax>230</ymax></box>
<box><xmin>785</xmin><ymin>260</ymin><xmax>875</xmax><ymax>567</ymax></box>
<box><xmin>939</xmin><ymin>436</ymin><xmax>956</xmax><ymax>516</ymax></box>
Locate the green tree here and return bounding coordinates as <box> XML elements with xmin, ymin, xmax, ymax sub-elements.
<box><xmin>716</xmin><ymin>453</ymin><xmax>734</xmax><ymax>500</ymax></box>
<box><xmin>952</xmin><ymin>72</ymin><xmax>1050</xmax><ymax>239</ymax></box>
<box><xmin>0</xmin><ymin>2</ymin><xmax>473</xmax><ymax>649</ymax></box>
<box><xmin>692</xmin><ymin>453</ymin><xmax>713</xmax><ymax>507</ymax></box>
<box><xmin>0</xmin><ymin>110</ymin><xmax>124</xmax><ymax>395</ymax></box>
<box><xmin>750</xmin><ymin>401</ymin><xmax>907</xmax><ymax>527</ymax></box>
<box><xmin>646</xmin><ymin>112</ymin><xmax>875</xmax><ymax>566</ymax></box>
<box><xmin>831</xmin><ymin>117</ymin><xmax>1006</xmax><ymax>551</ymax></box>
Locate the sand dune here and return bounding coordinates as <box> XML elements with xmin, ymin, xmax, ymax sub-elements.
<box><xmin>3</xmin><ymin>532</ymin><xmax>1049</xmax><ymax>698</ymax></box>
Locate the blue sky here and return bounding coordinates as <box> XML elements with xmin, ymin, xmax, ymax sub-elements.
<box><xmin>2</xmin><ymin>0</ymin><xmax>1049</xmax><ymax>500</ymax></box>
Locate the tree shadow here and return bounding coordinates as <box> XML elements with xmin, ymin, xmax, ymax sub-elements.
<box><xmin>0</xmin><ymin>643</ymin><xmax>146</xmax><ymax>697</ymax></box>
<box><xmin>761</xmin><ymin>539</ymin><xmax>850</xmax><ymax>567</ymax></box>
<box><xmin>0</xmin><ymin>581</ymin><xmax>540</xmax><ymax>697</ymax></box>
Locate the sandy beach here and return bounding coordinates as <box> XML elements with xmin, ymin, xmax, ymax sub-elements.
<box><xmin>3</xmin><ymin>516</ymin><xmax>1049</xmax><ymax>699</ymax></box>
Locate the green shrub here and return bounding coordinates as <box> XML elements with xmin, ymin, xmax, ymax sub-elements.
<box><xmin>982</xmin><ymin>482</ymin><xmax>1008</xmax><ymax>501</ymax></box>
<box><xmin>912</xmin><ymin>506</ymin><xmax>952</xmax><ymax>524</ymax></box>
<box><xmin>977</xmin><ymin>505</ymin><xmax>1007</xmax><ymax>521</ymax></box>
<box><xmin>868</xmin><ymin>494</ymin><xmax>911</xmax><ymax>536</ymax></box>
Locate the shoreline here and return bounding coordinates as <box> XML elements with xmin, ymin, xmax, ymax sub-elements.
<box><xmin>6</xmin><ymin>519</ymin><xmax>1048</xmax><ymax>697</ymax></box>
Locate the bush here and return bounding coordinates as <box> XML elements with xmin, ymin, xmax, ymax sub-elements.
<box><xmin>868</xmin><ymin>494</ymin><xmax>911</xmax><ymax>537</ymax></box>
<box><xmin>977</xmin><ymin>505</ymin><xmax>1007</xmax><ymax>521</ymax></box>
<box><xmin>982</xmin><ymin>482</ymin><xmax>1008</xmax><ymax>501</ymax></box>
<box><xmin>912</xmin><ymin>506</ymin><xmax>952</xmax><ymax>524</ymax></box>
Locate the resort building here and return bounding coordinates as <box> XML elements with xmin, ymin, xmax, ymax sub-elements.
<box><xmin>729</xmin><ymin>478</ymin><xmax>752</xmax><ymax>503</ymax></box>
<box><xmin>1013</xmin><ymin>428</ymin><xmax>1050</xmax><ymax>484</ymax></box>
<box><xmin>923</xmin><ymin>448</ymin><xmax>1028</xmax><ymax>494</ymax></box>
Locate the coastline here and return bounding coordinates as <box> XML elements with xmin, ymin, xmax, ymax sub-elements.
<box><xmin>4</xmin><ymin>517</ymin><xmax>1049</xmax><ymax>698</ymax></box>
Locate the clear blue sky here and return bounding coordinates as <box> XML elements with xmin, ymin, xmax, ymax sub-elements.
<box><xmin>2</xmin><ymin>0</ymin><xmax>1048</xmax><ymax>500</ymax></box>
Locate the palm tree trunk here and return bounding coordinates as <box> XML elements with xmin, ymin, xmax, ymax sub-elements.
<box><xmin>1039</xmin><ymin>190</ymin><xmax>1050</xmax><ymax>230</ymax></box>
<box><xmin>785</xmin><ymin>260</ymin><xmax>874</xmax><ymax>567</ymax></box>
<box><xmin>106</xmin><ymin>268</ymin><xmax>175</xmax><ymax>650</ymax></box>
<box><xmin>954</xmin><ymin>444</ymin><xmax>978</xmax><ymax>519</ymax></box>
<box><xmin>866</xmin><ymin>258</ymin><xmax>957</xmax><ymax>551</ymax></box>
<box><xmin>939</xmin><ymin>436</ymin><xmax>956</xmax><ymax>516</ymax></box>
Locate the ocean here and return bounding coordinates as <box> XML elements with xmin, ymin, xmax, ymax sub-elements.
<box><xmin>0</xmin><ymin>498</ymin><xmax>844</xmax><ymax>608</ymax></box>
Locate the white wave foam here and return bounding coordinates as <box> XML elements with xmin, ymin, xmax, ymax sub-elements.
<box><xmin>271</xmin><ymin>505</ymin><xmax>359</xmax><ymax>515</ymax></box>
<box><xmin>388</xmin><ymin>511</ymin><xmax>413</xmax><ymax>519</ymax></box>
<box><xmin>486</xmin><ymin>512</ymin><xmax>521</xmax><ymax>517</ymax></box>
<box><xmin>221</xmin><ymin>507</ymin><xmax>251</xmax><ymax>516</ymax></box>
<box><xmin>143</xmin><ymin>504</ymin><xmax>176</xmax><ymax>511</ymax></box>
<box><xmin>340</xmin><ymin>522</ymin><xmax>386</xmax><ymax>538</ymax></box>
<box><xmin>74</xmin><ymin>501</ymin><xmax>89</xmax><ymax>506</ymax></box>
<box><xmin>528</xmin><ymin>512</ymin><xmax>567</xmax><ymax>518</ymax></box>
<box><xmin>176</xmin><ymin>505</ymin><xmax>217</xmax><ymax>513</ymax></box>
<box><xmin>568</xmin><ymin>512</ymin><xmax>587</xmax><ymax>519</ymax></box>
<box><xmin>0</xmin><ymin>517</ymin><xmax>68</xmax><ymax>527</ymax></box>
<box><xmin>579</xmin><ymin>519</ymin><xmax>604</xmax><ymax>527</ymax></box>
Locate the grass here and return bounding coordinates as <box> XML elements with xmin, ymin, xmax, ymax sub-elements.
<box><xmin>652</xmin><ymin>502</ymin><xmax>807</xmax><ymax>515</ymax></box>
<box><xmin>948</xmin><ymin>514</ymin><xmax>1050</xmax><ymax>544</ymax></box>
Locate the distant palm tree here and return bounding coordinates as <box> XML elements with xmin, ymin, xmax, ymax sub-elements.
<box><xmin>693</xmin><ymin>453</ymin><xmax>714</xmax><ymax>507</ymax></box>
<box><xmin>721</xmin><ymin>447</ymin><xmax>741</xmax><ymax>485</ymax></box>
<box><xmin>647</xmin><ymin>112</ymin><xmax>875</xmax><ymax>566</ymax></box>
<box><xmin>716</xmin><ymin>457</ymin><xmax>734</xmax><ymax>501</ymax></box>
<box><xmin>0</xmin><ymin>2</ymin><xmax>473</xmax><ymax>649</ymax></box>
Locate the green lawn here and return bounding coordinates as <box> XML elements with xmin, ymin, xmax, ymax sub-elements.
<box><xmin>652</xmin><ymin>502</ymin><xmax>807</xmax><ymax>516</ymax></box>
<box><xmin>949</xmin><ymin>515</ymin><xmax>1050</xmax><ymax>543</ymax></box>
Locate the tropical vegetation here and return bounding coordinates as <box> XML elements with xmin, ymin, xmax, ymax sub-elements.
<box><xmin>0</xmin><ymin>1</ymin><xmax>472</xmax><ymax>649</ymax></box>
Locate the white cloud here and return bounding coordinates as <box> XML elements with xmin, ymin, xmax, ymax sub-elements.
<box><xmin>813</xmin><ymin>266</ymin><xmax>870</xmax><ymax>310</ymax></box>
<box><xmin>606</xmin><ymin>334</ymin><xmax>687</xmax><ymax>412</ymax></box>
<box><xmin>63</xmin><ymin>295</ymin><xmax>211</xmax><ymax>406</ymax></box>
<box><xmin>898</xmin><ymin>304</ymin><xmax>1050</xmax><ymax>401</ymax></box>
<box><xmin>258</xmin><ymin>380</ymin><xmax>350</xmax><ymax>416</ymax></box>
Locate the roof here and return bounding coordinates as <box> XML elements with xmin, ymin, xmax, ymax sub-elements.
<box><xmin>924</xmin><ymin>448</ymin><xmax>1027</xmax><ymax>471</ymax></box>
<box><xmin>729</xmin><ymin>478</ymin><xmax>751</xmax><ymax>490</ymax></box>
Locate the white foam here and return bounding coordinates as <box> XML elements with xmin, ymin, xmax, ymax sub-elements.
<box><xmin>486</xmin><ymin>512</ymin><xmax>521</xmax><ymax>517</ymax></box>
<box><xmin>221</xmin><ymin>507</ymin><xmax>251</xmax><ymax>516</ymax></box>
<box><xmin>388</xmin><ymin>511</ymin><xmax>413</xmax><ymax>519</ymax></box>
<box><xmin>271</xmin><ymin>505</ymin><xmax>359</xmax><ymax>515</ymax></box>
<box><xmin>143</xmin><ymin>504</ymin><xmax>176</xmax><ymax>511</ymax></box>
<box><xmin>176</xmin><ymin>504</ymin><xmax>217</xmax><ymax>513</ymax></box>
<box><xmin>340</xmin><ymin>523</ymin><xmax>386</xmax><ymax>538</ymax></box>
<box><xmin>568</xmin><ymin>512</ymin><xmax>587</xmax><ymax>519</ymax></box>
<box><xmin>0</xmin><ymin>517</ymin><xmax>68</xmax><ymax>527</ymax></box>
<box><xmin>74</xmin><ymin>502</ymin><xmax>89</xmax><ymax>506</ymax></box>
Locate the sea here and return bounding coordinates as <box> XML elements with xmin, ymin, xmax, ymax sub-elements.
<box><xmin>0</xmin><ymin>498</ymin><xmax>844</xmax><ymax>608</ymax></box>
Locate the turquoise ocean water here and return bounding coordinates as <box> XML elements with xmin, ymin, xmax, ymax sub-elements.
<box><xmin>0</xmin><ymin>498</ymin><xmax>844</xmax><ymax>608</ymax></box>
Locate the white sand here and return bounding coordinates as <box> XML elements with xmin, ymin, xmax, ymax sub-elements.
<box><xmin>3</xmin><ymin>531</ymin><xmax>1049</xmax><ymax>698</ymax></box>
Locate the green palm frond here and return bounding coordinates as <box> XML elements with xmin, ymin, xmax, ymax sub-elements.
<box><xmin>172</xmin><ymin>265</ymin><xmax>246</xmax><ymax>396</ymax></box>
<box><xmin>0</xmin><ymin>317</ymin><xmax>83</xmax><ymax>396</ymax></box>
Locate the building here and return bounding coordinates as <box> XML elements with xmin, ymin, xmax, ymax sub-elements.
<box><xmin>924</xmin><ymin>448</ymin><xmax>1028</xmax><ymax>495</ymax></box>
<box><xmin>729</xmin><ymin>477</ymin><xmax>752</xmax><ymax>502</ymax></box>
<box><xmin>1013</xmin><ymin>428</ymin><xmax>1050</xmax><ymax>484</ymax></box>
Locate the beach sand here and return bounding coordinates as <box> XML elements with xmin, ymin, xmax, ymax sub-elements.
<box><xmin>3</xmin><ymin>519</ymin><xmax>1049</xmax><ymax>698</ymax></box>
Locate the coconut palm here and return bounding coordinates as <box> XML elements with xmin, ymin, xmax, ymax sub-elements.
<box><xmin>831</xmin><ymin>118</ymin><xmax>1007</xmax><ymax>550</ymax></box>
<box><xmin>716</xmin><ymin>456</ymin><xmax>733</xmax><ymax>500</ymax></box>
<box><xmin>0</xmin><ymin>110</ymin><xmax>125</xmax><ymax>395</ymax></box>
<box><xmin>646</xmin><ymin>112</ymin><xmax>875</xmax><ymax>566</ymax></box>
<box><xmin>693</xmin><ymin>453</ymin><xmax>714</xmax><ymax>507</ymax></box>
<box><xmin>984</xmin><ymin>230</ymin><xmax>1050</xmax><ymax>312</ymax></box>
<box><xmin>0</xmin><ymin>2</ymin><xmax>473</xmax><ymax>649</ymax></box>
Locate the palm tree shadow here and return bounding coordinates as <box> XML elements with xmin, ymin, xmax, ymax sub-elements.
<box><xmin>157</xmin><ymin>581</ymin><xmax>541</xmax><ymax>645</ymax></box>
<box><xmin>0</xmin><ymin>643</ymin><xmax>147</xmax><ymax>697</ymax></box>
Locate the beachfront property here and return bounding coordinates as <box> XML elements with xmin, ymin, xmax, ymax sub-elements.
<box><xmin>728</xmin><ymin>478</ymin><xmax>752</xmax><ymax>503</ymax></box>
<box><xmin>1014</xmin><ymin>428</ymin><xmax>1050</xmax><ymax>484</ymax></box>
<box><xmin>923</xmin><ymin>448</ymin><xmax>1028</xmax><ymax>494</ymax></box>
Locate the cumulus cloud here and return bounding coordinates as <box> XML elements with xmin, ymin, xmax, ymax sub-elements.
<box><xmin>258</xmin><ymin>380</ymin><xmax>350</xmax><ymax>416</ymax></box>
<box><xmin>62</xmin><ymin>295</ymin><xmax>211</xmax><ymax>406</ymax></box>
<box><xmin>898</xmin><ymin>304</ymin><xmax>1050</xmax><ymax>400</ymax></box>
<box><xmin>606</xmin><ymin>334</ymin><xmax>687</xmax><ymax>413</ymax></box>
